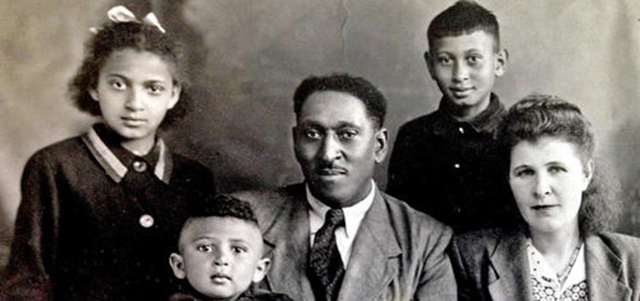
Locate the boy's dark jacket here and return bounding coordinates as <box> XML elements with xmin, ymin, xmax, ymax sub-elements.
<box><xmin>387</xmin><ymin>94</ymin><xmax>514</xmax><ymax>232</ymax></box>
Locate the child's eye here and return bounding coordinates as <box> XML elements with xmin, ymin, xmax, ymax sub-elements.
<box><xmin>196</xmin><ymin>244</ymin><xmax>214</xmax><ymax>253</ymax></box>
<box><xmin>109</xmin><ymin>79</ymin><xmax>126</xmax><ymax>90</ymax></box>
<box><xmin>437</xmin><ymin>56</ymin><xmax>452</xmax><ymax>65</ymax></box>
<box><xmin>231</xmin><ymin>246</ymin><xmax>247</xmax><ymax>254</ymax></box>
<box><xmin>548</xmin><ymin>166</ymin><xmax>566</xmax><ymax>174</ymax></box>
<box><xmin>148</xmin><ymin>84</ymin><xmax>165</xmax><ymax>94</ymax></box>
<box><xmin>467</xmin><ymin>55</ymin><xmax>482</xmax><ymax>64</ymax></box>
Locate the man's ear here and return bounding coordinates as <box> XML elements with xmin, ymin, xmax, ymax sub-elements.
<box><xmin>89</xmin><ymin>88</ymin><xmax>99</xmax><ymax>102</ymax></box>
<box><xmin>252</xmin><ymin>258</ymin><xmax>271</xmax><ymax>283</ymax></box>
<box><xmin>374</xmin><ymin>127</ymin><xmax>388</xmax><ymax>163</ymax></box>
<box><xmin>292</xmin><ymin>125</ymin><xmax>307</xmax><ymax>159</ymax></box>
<box><xmin>169</xmin><ymin>253</ymin><xmax>186</xmax><ymax>279</ymax></box>
<box><xmin>424</xmin><ymin>51</ymin><xmax>436</xmax><ymax>79</ymax></box>
<box><xmin>494</xmin><ymin>49</ymin><xmax>509</xmax><ymax>77</ymax></box>
<box><xmin>167</xmin><ymin>84</ymin><xmax>182</xmax><ymax>109</ymax></box>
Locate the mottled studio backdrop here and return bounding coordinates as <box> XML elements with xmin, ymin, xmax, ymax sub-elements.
<box><xmin>1</xmin><ymin>0</ymin><xmax>639</xmax><ymax>271</ymax></box>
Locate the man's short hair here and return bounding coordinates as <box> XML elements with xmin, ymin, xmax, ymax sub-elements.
<box><xmin>293</xmin><ymin>73</ymin><xmax>387</xmax><ymax>128</ymax></box>
<box><xmin>427</xmin><ymin>0</ymin><xmax>500</xmax><ymax>52</ymax></box>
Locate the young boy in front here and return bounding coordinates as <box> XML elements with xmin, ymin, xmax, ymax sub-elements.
<box><xmin>387</xmin><ymin>0</ymin><xmax>513</xmax><ymax>232</ymax></box>
<box><xmin>169</xmin><ymin>195</ymin><xmax>294</xmax><ymax>301</ymax></box>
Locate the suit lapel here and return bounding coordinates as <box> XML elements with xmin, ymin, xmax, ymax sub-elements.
<box><xmin>488</xmin><ymin>231</ymin><xmax>532</xmax><ymax>301</ymax></box>
<box><xmin>262</xmin><ymin>186</ymin><xmax>314</xmax><ymax>301</ymax></box>
<box><xmin>337</xmin><ymin>189</ymin><xmax>401</xmax><ymax>301</ymax></box>
<box><xmin>585</xmin><ymin>235</ymin><xmax>632</xmax><ymax>300</ymax></box>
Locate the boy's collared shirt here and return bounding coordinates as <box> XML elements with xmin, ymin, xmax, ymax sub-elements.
<box><xmin>306</xmin><ymin>180</ymin><xmax>376</xmax><ymax>266</ymax></box>
<box><xmin>388</xmin><ymin>93</ymin><xmax>514</xmax><ymax>232</ymax></box>
<box><xmin>434</xmin><ymin>93</ymin><xmax>504</xmax><ymax>136</ymax></box>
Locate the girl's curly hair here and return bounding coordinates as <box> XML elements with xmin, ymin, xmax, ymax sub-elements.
<box><xmin>69</xmin><ymin>21</ymin><xmax>190</xmax><ymax>128</ymax></box>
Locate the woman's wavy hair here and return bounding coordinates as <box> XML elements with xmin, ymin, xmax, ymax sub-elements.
<box><xmin>498</xmin><ymin>94</ymin><xmax>620</xmax><ymax>234</ymax></box>
<box><xmin>69</xmin><ymin>21</ymin><xmax>190</xmax><ymax>128</ymax></box>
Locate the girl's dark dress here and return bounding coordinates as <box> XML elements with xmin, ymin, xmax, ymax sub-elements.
<box><xmin>2</xmin><ymin>124</ymin><xmax>216</xmax><ymax>301</ymax></box>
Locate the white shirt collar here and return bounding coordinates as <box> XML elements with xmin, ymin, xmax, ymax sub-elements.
<box><xmin>306</xmin><ymin>179</ymin><xmax>376</xmax><ymax>239</ymax></box>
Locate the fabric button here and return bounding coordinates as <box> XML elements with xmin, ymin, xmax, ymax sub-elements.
<box><xmin>139</xmin><ymin>214</ymin><xmax>154</xmax><ymax>228</ymax></box>
<box><xmin>133</xmin><ymin>161</ymin><xmax>147</xmax><ymax>172</ymax></box>
<box><xmin>458</xmin><ymin>127</ymin><xmax>464</xmax><ymax>134</ymax></box>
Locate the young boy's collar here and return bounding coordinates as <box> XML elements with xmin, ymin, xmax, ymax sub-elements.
<box><xmin>170</xmin><ymin>283</ymin><xmax>264</xmax><ymax>301</ymax></box>
<box><xmin>436</xmin><ymin>93</ymin><xmax>505</xmax><ymax>133</ymax></box>
<box><xmin>82</xmin><ymin>123</ymin><xmax>173</xmax><ymax>183</ymax></box>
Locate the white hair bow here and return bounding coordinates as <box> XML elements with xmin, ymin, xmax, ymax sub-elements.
<box><xmin>90</xmin><ymin>5</ymin><xmax>166</xmax><ymax>34</ymax></box>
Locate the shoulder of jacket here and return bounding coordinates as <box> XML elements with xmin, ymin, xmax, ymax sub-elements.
<box><xmin>382</xmin><ymin>191</ymin><xmax>453</xmax><ymax>237</ymax></box>
<box><xmin>27</xmin><ymin>136</ymin><xmax>85</xmax><ymax>165</ymax></box>
<box><xmin>451</xmin><ymin>228</ymin><xmax>506</xmax><ymax>255</ymax></box>
<box><xmin>170</xmin><ymin>152</ymin><xmax>212</xmax><ymax>174</ymax></box>
<box><xmin>231</xmin><ymin>184</ymin><xmax>305</xmax><ymax>231</ymax></box>
<box><xmin>397</xmin><ymin>112</ymin><xmax>440</xmax><ymax>134</ymax></box>
<box><xmin>594</xmin><ymin>232</ymin><xmax>640</xmax><ymax>255</ymax></box>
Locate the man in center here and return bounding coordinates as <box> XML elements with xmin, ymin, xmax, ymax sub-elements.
<box><xmin>233</xmin><ymin>73</ymin><xmax>456</xmax><ymax>301</ymax></box>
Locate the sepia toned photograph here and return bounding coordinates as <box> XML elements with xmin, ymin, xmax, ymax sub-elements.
<box><xmin>1</xmin><ymin>0</ymin><xmax>639</xmax><ymax>300</ymax></box>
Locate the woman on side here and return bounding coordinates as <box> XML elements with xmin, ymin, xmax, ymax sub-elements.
<box><xmin>448</xmin><ymin>94</ymin><xmax>640</xmax><ymax>301</ymax></box>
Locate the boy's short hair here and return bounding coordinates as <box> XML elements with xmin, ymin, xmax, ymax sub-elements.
<box><xmin>293</xmin><ymin>73</ymin><xmax>387</xmax><ymax>129</ymax></box>
<box><xmin>177</xmin><ymin>194</ymin><xmax>260</xmax><ymax>252</ymax></box>
<box><xmin>427</xmin><ymin>0</ymin><xmax>500</xmax><ymax>52</ymax></box>
<box><xmin>188</xmin><ymin>194</ymin><xmax>259</xmax><ymax>226</ymax></box>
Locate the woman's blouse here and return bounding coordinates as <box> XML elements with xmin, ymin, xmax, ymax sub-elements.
<box><xmin>527</xmin><ymin>240</ymin><xmax>588</xmax><ymax>301</ymax></box>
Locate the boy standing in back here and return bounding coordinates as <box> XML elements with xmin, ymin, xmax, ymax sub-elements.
<box><xmin>388</xmin><ymin>0</ymin><xmax>512</xmax><ymax>232</ymax></box>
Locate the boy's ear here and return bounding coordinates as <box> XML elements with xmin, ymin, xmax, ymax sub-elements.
<box><xmin>169</xmin><ymin>253</ymin><xmax>186</xmax><ymax>279</ymax></box>
<box><xmin>252</xmin><ymin>258</ymin><xmax>270</xmax><ymax>283</ymax></box>
<box><xmin>494</xmin><ymin>49</ymin><xmax>509</xmax><ymax>77</ymax></box>
<box><xmin>424</xmin><ymin>51</ymin><xmax>436</xmax><ymax>79</ymax></box>
<box><xmin>89</xmin><ymin>88</ymin><xmax>99</xmax><ymax>102</ymax></box>
<box><xmin>167</xmin><ymin>84</ymin><xmax>182</xmax><ymax>109</ymax></box>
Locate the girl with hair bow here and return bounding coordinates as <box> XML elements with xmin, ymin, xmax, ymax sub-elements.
<box><xmin>1</xmin><ymin>6</ymin><xmax>216</xmax><ymax>301</ymax></box>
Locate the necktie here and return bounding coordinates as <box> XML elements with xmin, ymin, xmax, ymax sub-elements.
<box><xmin>308</xmin><ymin>208</ymin><xmax>346</xmax><ymax>301</ymax></box>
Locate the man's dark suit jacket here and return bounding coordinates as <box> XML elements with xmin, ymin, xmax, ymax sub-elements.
<box><xmin>449</xmin><ymin>228</ymin><xmax>640</xmax><ymax>301</ymax></box>
<box><xmin>233</xmin><ymin>183</ymin><xmax>456</xmax><ymax>301</ymax></box>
